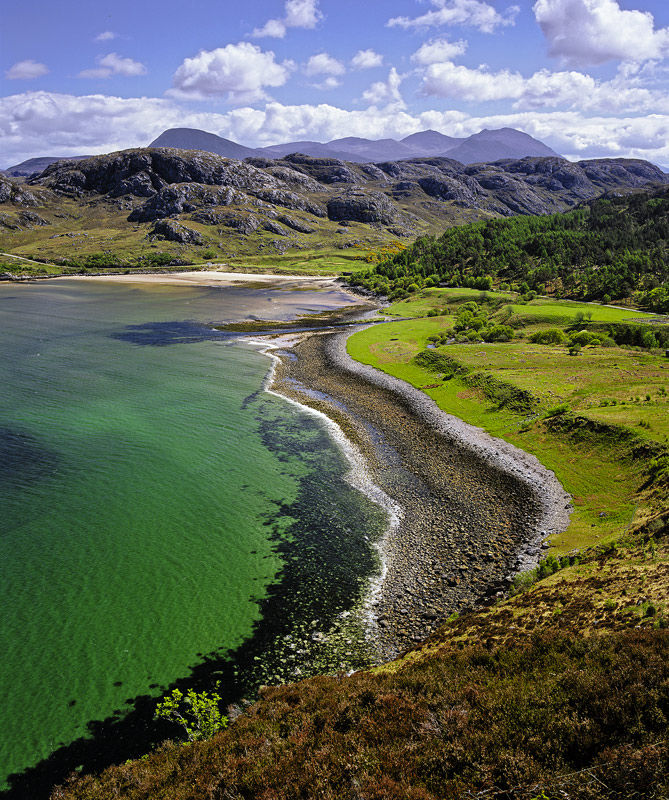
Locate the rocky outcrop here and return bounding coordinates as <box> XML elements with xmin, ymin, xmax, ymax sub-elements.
<box><xmin>251</xmin><ymin>189</ymin><xmax>327</xmax><ymax>218</ymax></box>
<box><xmin>128</xmin><ymin>184</ymin><xmax>252</xmax><ymax>222</ymax></box>
<box><xmin>34</xmin><ymin>148</ymin><xmax>281</xmax><ymax>198</ymax></box>
<box><xmin>149</xmin><ymin>219</ymin><xmax>205</xmax><ymax>245</ymax></box>
<box><xmin>327</xmin><ymin>190</ymin><xmax>405</xmax><ymax>225</ymax></box>
<box><xmin>277</xmin><ymin>214</ymin><xmax>316</xmax><ymax>233</ymax></box>
<box><xmin>0</xmin><ymin>176</ymin><xmax>42</xmax><ymax>207</ymax></box>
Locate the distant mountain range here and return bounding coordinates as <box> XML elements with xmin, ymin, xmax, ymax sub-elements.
<box><xmin>3</xmin><ymin>127</ymin><xmax>561</xmax><ymax>177</ymax></box>
<box><xmin>2</xmin><ymin>155</ymin><xmax>93</xmax><ymax>178</ymax></box>
<box><xmin>149</xmin><ymin>126</ymin><xmax>561</xmax><ymax>165</ymax></box>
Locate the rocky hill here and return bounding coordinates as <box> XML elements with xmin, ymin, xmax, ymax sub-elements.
<box><xmin>0</xmin><ymin>147</ymin><xmax>666</xmax><ymax>266</ymax></box>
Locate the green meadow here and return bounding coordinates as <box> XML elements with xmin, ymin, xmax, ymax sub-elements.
<box><xmin>349</xmin><ymin>289</ymin><xmax>669</xmax><ymax>554</ymax></box>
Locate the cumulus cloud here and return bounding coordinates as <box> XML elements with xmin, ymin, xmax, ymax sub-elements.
<box><xmin>418</xmin><ymin>58</ymin><xmax>669</xmax><ymax>113</ymax></box>
<box><xmin>6</xmin><ymin>60</ymin><xmax>49</xmax><ymax>80</ymax></box>
<box><xmin>411</xmin><ymin>38</ymin><xmax>468</xmax><ymax>65</ymax></box>
<box><xmin>304</xmin><ymin>53</ymin><xmax>346</xmax><ymax>76</ymax></box>
<box><xmin>388</xmin><ymin>0</ymin><xmax>519</xmax><ymax>33</ymax></box>
<box><xmin>361</xmin><ymin>68</ymin><xmax>405</xmax><ymax>108</ymax></box>
<box><xmin>284</xmin><ymin>0</ymin><xmax>321</xmax><ymax>28</ymax></box>
<box><xmin>3</xmin><ymin>91</ymin><xmax>669</xmax><ymax>169</ymax></box>
<box><xmin>253</xmin><ymin>0</ymin><xmax>322</xmax><ymax>37</ymax></box>
<box><xmin>310</xmin><ymin>76</ymin><xmax>341</xmax><ymax>90</ymax></box>
<box><xmin>351</xmin><ymin>49</ymin><xmax>384</xmax><ymax>70</ymax></box>
<box><xmin>169</xmin><ymin>42</ymin><xmax>294</xmax><ymax>103</ymax></box>
<box><xmin>95</xmin><ymin>31</ymin><xmax>117</xmax><ymax>42</ymax></box>
<box><xmin>78</xmin><ymin>53</ymin><xmax>147</xmax><ymax>79</ymax></box>
<box><xmin>533</xmin><ymin>0</ymin><xmax>669</xmax><ymax>66</ymax></box>
<box><xmin>421</xmin><ymin>61</ymin><xmax>524</xmax><ymax>101</ymax></box>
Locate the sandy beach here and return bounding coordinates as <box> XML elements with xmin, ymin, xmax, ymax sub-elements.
<box><xmin>54</xmin><ymin>270</ymin><xmax>341</xmax><ymax>289</ymax></box>
<box><xmin>267</xmin><ymin>325</ymin><xmax>572</xmax><ymax>660</ymax></box>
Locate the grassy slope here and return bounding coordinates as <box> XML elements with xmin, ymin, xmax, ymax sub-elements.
<box><xmin>349</xmin><ymin>289</ymin><xmax>668</xmax><ymax>553</ymax></box>
<box><xmin>0</xmin><ymin>187</ymin><xmax>391</xmax><ymax>277</ymax></box>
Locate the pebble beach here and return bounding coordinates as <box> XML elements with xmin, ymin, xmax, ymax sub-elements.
<box><xmin>270</xmin><ymin>324</ymin><xmax>573</xmax><ymax>660</ymax></box>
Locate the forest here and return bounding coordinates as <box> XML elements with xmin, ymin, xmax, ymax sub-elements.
<box><xmin>349</xmin><ymin>188</ymin><xmax>669</xmax><ymax>313</ymax></box>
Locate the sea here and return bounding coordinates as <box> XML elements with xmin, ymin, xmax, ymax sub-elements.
<box><xmin>0</xmin><ymin>277</ymin><xmax>390</xmax><ymax>792</ymax></box>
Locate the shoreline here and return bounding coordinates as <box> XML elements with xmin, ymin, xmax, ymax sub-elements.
<box><xmin>264</xmin><ymin>325</ymin><xmax>572</xmax><ymax>660</ymax></box>
<box><xmin>48</xmin><ymin>270</ymin><xmax>343</xmax><ymax>288</ymax></box>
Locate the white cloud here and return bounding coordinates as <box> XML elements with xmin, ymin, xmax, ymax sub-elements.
<box><xmin>411</xmin><ymin>38</ymin><xmax>468</xmax><ymax>65</ymax></box>
<box><xmin>533</xmin><ymin>0</ymin><xmax>669</xmax><ymax>66</ymax></box>
<box><xmin>5</xmin><ymin>60</ymin><xmax>49</xmax><ymax>80</ymax></box>
<box><xmin>253</xmin><ymin>0</ymin><xmax>322</xmax><ymax>37</ymax></box>
<box><xmin>252</xmin><ymin>19</ymin><xmax>287</xmax><ymax>38</ymax></box>
<box><xmin>417</xmin><ymin>58</ymin><xmax>669</xmax><ymax>113</ymax></box>
<box><xmin>421</xmin><ymin>62</ymin><xmax>524</xmax><ymax>101</ymax></box>
<box><xmin>3</xmin><ymin>91</ymin><xmax>669</xmax><ymax>171</ymax></box>
<box><xmin>78</xmin><ymin>53</ymin><xmax>147</xmax><ymax>80</ymax></box>
<box><xmin>169</xmin><ymin>43</ymin><xmax>294</xmax><ymax>103</ymax></box>
<box><xmin>310</xmin><ymin>76</ymin><xmax>341</xmax><ymax>90</ymax></box>
<box><xmin>95</xmin><ymin>31</ymin><xmax>117</xmax><ymax>42</ymax></box>
<box><xmin>284</xmin><ymin>0</ymin><xmax>321</xmax><ymax>28</ymax></box>
<box><xmin>361</xmin><ymin>68</ymin><xmax>406</xmax><ymax>108</ymax></box>
<box><xmin>388</xmin><ymin>0</ymin><xmax>519</xmax><ymax>33</ymax></box>
<box><xmin>351</xmin><ymin>49</ymin><xmax>384</xmax><ymax>70</ymax></box>
<box><xmin>304</xmin><ymin>53</ymin><xmax>345</xmax><ymax>76</ymax></box>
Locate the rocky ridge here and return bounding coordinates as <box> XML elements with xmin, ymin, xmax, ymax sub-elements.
<box><xmin>1</xmin><ymin>148</ymin><xmax>667</xmax><ymax>251</ymax></box>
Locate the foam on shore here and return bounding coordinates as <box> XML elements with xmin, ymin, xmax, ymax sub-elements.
<box><xmin>252</xmin><ymin>337</ymin><xmax>402</xmax><ymax>646</ymax></box>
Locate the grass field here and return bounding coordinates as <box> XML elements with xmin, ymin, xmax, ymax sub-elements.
<box><xmin>382</xmin><ymin>287</ymin><xmax>654</xmax><ymax>321</ymax></box>
<box><xmin>348</xmin><ymin>291</ymin><xmax>669</xmax><ymax>555</ymax></box>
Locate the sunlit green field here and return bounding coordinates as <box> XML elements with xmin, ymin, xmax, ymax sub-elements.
<box><xmin>349</xmin><ymin>290</ymin><xmax>668</xmax><ymax>553</ymax></box>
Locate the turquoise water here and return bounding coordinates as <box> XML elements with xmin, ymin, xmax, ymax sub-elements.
<box><xmin>0</xmin><ymin>279</ymin><xmax>387</xmax><ymax>792</ymax></box>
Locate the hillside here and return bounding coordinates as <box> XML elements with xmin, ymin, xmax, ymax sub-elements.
<box><xmin>0</xmin><ymin>148</ymin><xmax>666</xmax><ymax>274</ymax></box>
<box><xmin>350</xmin><ymin>187</ymin><xmax>669</xmax><ymax>310</ymax></box>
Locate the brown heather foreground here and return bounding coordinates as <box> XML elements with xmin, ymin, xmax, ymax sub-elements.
<box><xmin>52</xmin><ymin>526</ymin><xmax>669</xmax><ymax>800</ymax></box>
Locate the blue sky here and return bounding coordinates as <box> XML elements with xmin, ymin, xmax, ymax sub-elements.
<box><xmin>2</xmin><ymin>0</ymin><xmax>669</xmax><ymax>167</ymax></box>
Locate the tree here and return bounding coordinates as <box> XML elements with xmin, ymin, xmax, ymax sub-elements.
<box><xmin>155</xmin><ymin>685</ymin><xmax>228</xmax><ymax>742</ymax></box>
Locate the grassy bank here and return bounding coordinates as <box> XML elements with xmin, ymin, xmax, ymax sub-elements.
<box><xmin>349</xmin><ymin>289</ymin><xmax>668</xmax><ymax>554</ymax></box>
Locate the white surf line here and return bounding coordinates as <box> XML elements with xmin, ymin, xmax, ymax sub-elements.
<box><xmin>247</xmin><ymin>335</ymin><xmax>402</xmax><ymax>653</ymax></box>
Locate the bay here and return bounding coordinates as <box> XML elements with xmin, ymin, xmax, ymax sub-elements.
<box><xmin>0</xmin><ymin>278</ymin><xmax>388</xmax><ymax>792</ymax></box>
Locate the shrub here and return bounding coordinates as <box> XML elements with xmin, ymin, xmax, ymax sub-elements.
<box><xmin>544</xmin><ymin>403</ymin><xmax>570</xmax><ymax>418</ymax></box>
<box><xmin>530</xmin><ymin>328</ymin><xmax>567</xmax><ymax>345</ymax></box>
<box><xmin>155</xmin><ymin>686</ymin><xmax>227</xmax><ymax>743</ymax></box>
<box><xmin>481</xmin><ymin>325</ymin><xmax>514</xmax><ymax>342</ymax></box>
<box><xmin>569</xmin><ymin>330</ymin><xmax>596</xmax><ymax>346</ymax></box>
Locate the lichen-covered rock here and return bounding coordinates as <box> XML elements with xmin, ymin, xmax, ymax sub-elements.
<box><xmin>149</xmin><ymin>219</ymin><xmax>205</xmax><ymax>244</ymax></box>
<box><xmin>33</xmin><ymin>148</ymin><xmax>282</xmax><ymax>198</ymax></box>
<box><xmin>279</xmin><ymin>154</ymin><xmax>359</xmax><ymax>185</ymax></box>
<box><xmin>263</xmin><ymin>220</ymin><xmax>291</xmax><ymax>236</ymax></box>
<box><xmin>277</xmin><ymin>214</ymin><xmax>315</xmax><ymax>233</ymax></box>
<box><xmin>18</xmin><ymin>210</ymin><xmax>50</xmax><ymax>227</ymax></box>
<box><xmin>128</xmin><ymin>184</ymin><xmax>251</xmax><ymax>222</ymax></box>
<box><xmin>252</xmin><ymin>189</ymin><xmax>327</xmax><ymax>217</ymax></box>
<box><xmin>0</xmin><ymin>176</ymin><xmax>41</xmax><ymax>207</ymax></box>
<box><xmin>417</xmin><ymin>175</ymin><xmax>481</xmax><ymax>207</ymax></box>
<box><xmin>327</xmin><ymin>190</ymin><xmax>404</xmax><ymax>225</ymax></box>
<box><xmin>262</xmin><ymin>166</ymin><xmax>323</xmax><ymax>193</ymax></box>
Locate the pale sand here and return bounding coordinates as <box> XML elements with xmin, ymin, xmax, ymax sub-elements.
<box><xmin>54</xmin><ymin>270</ymin><xmax>340</xmax><ymax>288</ymax></box>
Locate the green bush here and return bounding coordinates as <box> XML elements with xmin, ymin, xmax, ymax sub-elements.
<box><xmin>544</xmin><ymin>403</ymin><xmax>570</xmax><ymax>418</ymax></box>
<box><xmin>155</xmin><ymin>685</ymin><xmax>228</xmax><ymax>743</ymax></box>
<box><xmin>530</xmin><ymin>328</ymin><xmax>567</xmax><ymax>345</ymax></box>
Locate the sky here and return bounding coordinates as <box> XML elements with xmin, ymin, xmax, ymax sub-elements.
<box><xmin>2</xmin><ymin>0</ymin><xmax>669</xmax><ymax>168</ymax></box>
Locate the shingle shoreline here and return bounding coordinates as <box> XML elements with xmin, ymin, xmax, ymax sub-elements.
<box><xmin>270</xmin><ymin>325</ymin><xmax>572</xmax><ymax>660</ymax></box>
